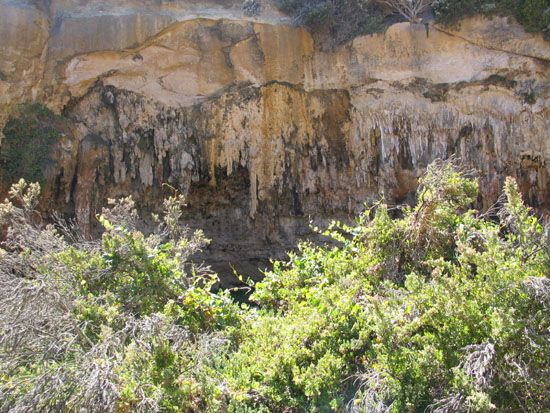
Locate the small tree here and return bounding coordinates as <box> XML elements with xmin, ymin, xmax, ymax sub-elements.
<box><xmin>375</xmin><ymin>0</ymin><xmax>432</xmax><ymax>22</ymax></box>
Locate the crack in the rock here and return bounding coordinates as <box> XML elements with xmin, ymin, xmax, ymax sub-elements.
<box><xmin>431</xmin><ymin>23</ymin><xmax>550</xmax><ymax>64</ymax></box>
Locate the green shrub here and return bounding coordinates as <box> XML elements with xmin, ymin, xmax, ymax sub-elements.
<box><xmin>0</xmin><ymin>182</ymin><xmax>242</xmax><ymax>411</ymax></box>
<box><xmin>433</xmin><ymin>0</ymin><xmax>550</xmax><ymax>33</ymax></box>
<box><xmin>277</xmin><ymin>0</ymin><xmax>549</xmax><ymax>39</ymax></box>
<box><xmin>1</xmin><ymin>160</ymin><xmax>548</xmax><ymax>412</ymax></box>
<box><xmin>0</xmin><ymin>103</ymin><xmax>64</xmax><ymax>185</ymax></box>
<box><xmin>432</xmin><ymin>0</ymin><xmax>480</xmax><ymax>23</ymax></box>
<box><xmin>275</xmin><ymin>0</ymin><xmax>386</xmax><ymax>47</ymax></box>
<box><xmin>517</xmin><ymin>0</ymin><xmax>550</xmax><ymax>32</ymax></box>
<box><xmin>222</xmin><ymin>160</ymin><xmax>549</xmax><ymax>411</ymax></box>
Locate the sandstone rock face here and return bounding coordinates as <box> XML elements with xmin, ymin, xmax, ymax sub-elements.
<box><xmin>0</xmin><ymin>0</ymin><xmax>548</xmax><ymax>282</ymax></box>
<box><xmin>0</xmin><ymin>0</ymin><xmax>50</xmax><ymax>128</ymax></box>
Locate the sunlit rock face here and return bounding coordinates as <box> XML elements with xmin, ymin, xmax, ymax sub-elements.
<box><xmin>0</xmin><ymin>0</ymin><xmax>548</xmax><ymax>281</ymax></box>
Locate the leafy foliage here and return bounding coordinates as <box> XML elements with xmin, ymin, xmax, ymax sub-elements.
<box><xmin>0</xmin><ymin>103</ymin><xmax>65</xmax><ymax>185</ymax></box>
<box><xmin>432</xmin><ymin>0</ymin><xmax>550</xmax><ymax>32</ymax></box>
<box><xmin>517</xmin><ymin>0</ymin><xmax>550</xmax><ymax>33</ymax></box>
<box><xmin>0</xmin><ymin>181</ymin><xmax>241</xmax><ymax>412</ymax></box>
<box><xmin>1</xmin><ymin>160</ymin><xmax>548</xmax><ymax>412</ymax></box>
<box><xmin>242</xmin><ymin>0</ymin><xmax>262</xmax><ymax>16</ymax></box>
<box><xmin>222</xmin><ymin>161</ymin><xmax>549</xmax><ymax>412</ymax></box>
<box><xmin>274</xmin><ymin>0</ymin><xmax>386</xmax><ymax>47</ymax></box>
<box><xmin>276</xmin><ymin>0</ymin><xmax>549</xmax><ymax>45</ymax></box>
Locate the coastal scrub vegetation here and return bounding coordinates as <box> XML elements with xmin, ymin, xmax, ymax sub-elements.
<box><xmin>0</xmin><ymin>103</ymin><xmax>66</xmax><ymax>185</ymax></box>
<box><xmin>432</xmin><ymin>0</ymin><xmax>550</xmax><ymax>32</ymax></box>
<box><xmin>272</xmin><ymin>0</ymin><xmax>549</xmax><ymax>46</ymax></box>
<box><xmin>1</xmin><ymin>160</ymin><xmax>549</xmax><ymax>412</ymax></box>
<box><xmin>275</xmin><ymin>0</ymin><xmax>386</xmax><ymax>47</ymax></box>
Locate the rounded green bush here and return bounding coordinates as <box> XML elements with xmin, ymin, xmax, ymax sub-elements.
<box><xmin>0</xmin><ymin>103</ymin><xmax>63</xmax><ymax>184</ymax></box>
<box><xmin>1</xmin><ymin>161</ymin><xmax>548</xmax><ymax>411</ymax></box>
<box><xmin>517</xmin><ymin>0</ymin><xmax>550</xmax><ymax>32</ymax></box>
<box><xmin>433</xmin><ymin>0</ymin><xmax>550</xmax><ymax>33</ymax></box>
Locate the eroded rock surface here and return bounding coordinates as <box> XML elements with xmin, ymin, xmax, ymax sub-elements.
<box><xmin>1</xmin><ymin>0</ymin><xmax>548</xmax><ymax>282</ymax></box>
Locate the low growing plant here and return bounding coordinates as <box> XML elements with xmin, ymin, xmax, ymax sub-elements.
<box><xmin>433</xmin><ymin>0</ymin><xmax>550</xmax><ymax>32</ymax></box>
<box><xmin>0</xmin><ymin>103</ymin><xmax>65</xmax><ymax>185</ymax></box>
<box><xmin>222</xmin><ymin>160</ymin><xmax>549</xmax><ymax>412</ymax></box>
<box><xmin>1</xmin><ymin>159</ymin><xmax>548</xmax><ymax>412</ymax></box>
<box><xmin>0</xmin><ymin>180</ymin><xmax>242</xmax><ymax>412</ymax></box>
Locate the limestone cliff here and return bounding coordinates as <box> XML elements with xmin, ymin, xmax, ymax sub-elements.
<box><xmin>1</xmin><ymin>0</ymin><xmax>548</xmax><ymax>281</ymax></box>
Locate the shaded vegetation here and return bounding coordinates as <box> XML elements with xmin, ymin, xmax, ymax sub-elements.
<box><xmin>0</xmin><ymin>103</ymin><xmax>65</xmax><ymax>185</ymax></box>
<box><xmin>1</xmin><ymin>160</ymin><xmax>549</xmax><ymax>412</ymax></box>
<box><xmin>273</xmin><ymin>0</ymin><xmax>549</xmax><ymax>46</ymax></box>
<box><xmin>274</xmin><ymin>0</ymin><xmax>386</xmax><ymax>47</ymax></box>
<box><xmin>432</xmin><ymin>0</ymin><xmax>550</xmax><ymax>33</ymax></box>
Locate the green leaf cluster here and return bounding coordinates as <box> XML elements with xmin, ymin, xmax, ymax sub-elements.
<box><xmin>433</xmin><ymin>0</ymin><xmax>550</xmax><ymax>32</ymax></box>
<box><xmin>274</xmin><ymin>0</ymin><xmax>386</xmax><ymax>47</ymax></box>
<box><xmin>1</xmin><ymin>160</ymin><xmax>548</xmax><ymax>412</ymax></box>
<box><xmin>0</xmin><ymin>188</ymin><xmax>243</xmax><ymax>412</ymax></box>
<box><xmin>219</xmin><ymin>162</ymin><xmax>548</xmax><ymax>411</ymax></box>
<box><xmin>275</xmin><ymin>0</ymin><xmax>549</xmax><ymax>43</ymax></box>
<box><xmin>0</xmin><ymin>103</ymin><xmax>65</xmax><ymax>185</ymax></box>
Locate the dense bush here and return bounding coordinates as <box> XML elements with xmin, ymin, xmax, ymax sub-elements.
<box><xmin>433</xmin><ymin>0</ymin><xmax>550</xmax><ymax>32</ymax></box>
<box><xmin>223</xmin><ymin>161</ymin><xmax>549</xmax><ymax>411</ymax></box>
<box><xmin>1</xmin><ymin>160</ymin><xmax>548</xmax><ymax>412</ymax></box>
<box><xmin>0</xmin><ymin>103</ymin><xmax>65</xmax><ymax>185</ymax></box>
<box><xmin>274</xmin><ymin>0</ymin><xmax>549</xmax><ymax>45</ymax></box>
<box><xmin>275</xmin><ymin>0</ymin><xmax>386</xmax><ymax>47</ymax></box>
<box><xmin>0</xmin><ymin>181</ymin><xmax>242</xmax><ymax>412</ymax></box>
<box><xmin>517</xmin><ymin>0</ymin><xmax>550</xmax><ymax>33</ymax></box>
<box><xmin>242</xmin><ymin>0</ymin><xmax>262</xmax><ymax>16</ymax></box>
